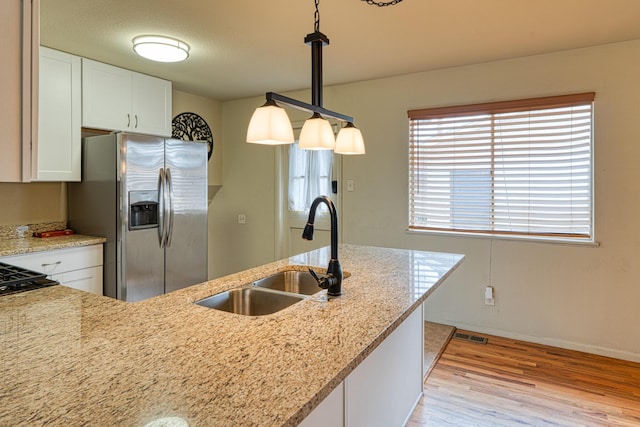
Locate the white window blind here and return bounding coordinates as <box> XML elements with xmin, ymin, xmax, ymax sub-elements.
<box><xmin>408</xmin><ymin>93</ymin><xmax>594</xmax><ymax>240</ymax></box>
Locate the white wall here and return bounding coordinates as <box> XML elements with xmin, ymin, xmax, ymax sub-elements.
<box><xmin>217</xmin><ymin>40</ymin><xmax>640</xmax><ymax>361</ymax></box>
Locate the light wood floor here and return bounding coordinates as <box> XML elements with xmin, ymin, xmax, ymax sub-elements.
<box><xmin>407</xmin><ymin>330</ymin><xmax>640</xmax><ymax>426</ymax></box>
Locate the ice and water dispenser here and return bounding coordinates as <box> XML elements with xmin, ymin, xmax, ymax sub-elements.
<box><xmin>129</xmin><ymin>191</ymin><xmax>159</xmax><ymax>230</ymax></box>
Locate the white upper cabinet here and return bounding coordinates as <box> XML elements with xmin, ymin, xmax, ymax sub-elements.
<box><xmin>0</xmin><ymin>0</ymin><xmax>38</xmax><ymax>182</ymax></box>
<box><xmin>132</xmin><ymin>71</ymin><xmax>173</xmax><ymax>136</ymax></box>
<box><xmin>35</xmin><ymin>46</ymin><xmax>81</xmax><ymax>182</ymax></box>
<box><xmin>82</xmin><ymin>58</ymin><xmax>172</xmax><ymax>136</ymax></box>
<box><xmin>81</xmin><ymin>58</ymin><xmax>131</xmax><ymax>132</ymax></box>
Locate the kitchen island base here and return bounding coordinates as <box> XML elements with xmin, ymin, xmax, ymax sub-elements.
<box><xmin>301</xmin><ymin>306</ymin><xmax>423</xmax><ymax>426</ymax></box>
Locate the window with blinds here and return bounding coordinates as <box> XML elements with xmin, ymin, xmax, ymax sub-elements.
<box><xmin>408</xmin><ymin>93</ymin><xmax>594</xmax><ymax>240</ymax></box>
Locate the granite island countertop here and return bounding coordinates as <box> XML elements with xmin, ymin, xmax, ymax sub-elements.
<box><xmin>0</xmin><ymin>244</ymin><xmax>463</xmax><ymax>426</ymax></box>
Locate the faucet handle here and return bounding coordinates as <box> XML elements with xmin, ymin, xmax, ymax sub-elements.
<box><xmin>308</xmin><ymin>267</ymin><xmax>337</xmax><ymax>290</ymax></box>
<box><xmin>308</xmin><ymin>267</ymin><xmax>321</xmax><ymax>283</ymax></box>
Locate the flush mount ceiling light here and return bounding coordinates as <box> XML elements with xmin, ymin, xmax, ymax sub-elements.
<box><xmin>247</xmin><ymin>0</ymin><xmax>402</xmax><ymax>154</ymax></box>
<box><xmin>133</xmin><ymin>35</ymin><xmax>190</xmax><ymax>62</ymax></box>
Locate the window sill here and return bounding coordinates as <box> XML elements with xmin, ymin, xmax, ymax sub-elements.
<box><xmin>406</xmin><ymin>228</ymin><xmax>600</xmax><ymax>247</ymax></box>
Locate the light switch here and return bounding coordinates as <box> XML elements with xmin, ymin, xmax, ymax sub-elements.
<box><xmin>238</xmin><ymin>213</ymin><xmax>246</xmax><ymax>224</ymax></box>
<box><xmin>347</xmin><ymin>179</ymin><xmax>354</xmax><ymax>192</ymax></box>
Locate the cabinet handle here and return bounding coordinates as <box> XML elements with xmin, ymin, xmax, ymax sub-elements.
<box><xmin>65</xmin><ymin>275</ymin><xmax>93</xmax><ymax>283</ymax></box>
<box><xmin>135</xmin><ymin>115</ymin><xmax>138</xmax><ymax>128</ymax></box>
<box><xmin>41</xmin><ymin>261</ymin><xmax>62</xmax><ymax>267</ymax></box>
<box><xmin>127</xmin><ymin>113</ymin><xmax>131</xmax><ymax>127</ymax></box>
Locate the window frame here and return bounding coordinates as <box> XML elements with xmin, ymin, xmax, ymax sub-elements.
<box><xmin>407</xmin><ymin>93</ymin><xmax>596</xmax><ymax>244</ymax></box>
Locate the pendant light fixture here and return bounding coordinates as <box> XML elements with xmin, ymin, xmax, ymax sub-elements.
<box><xmin>246</xmin><ymin>99</ymin><xmax>295</xmax><ymax>145</ymax></box>
<box><xmin>246</xmin><ymin>0</ymin><xmax>365</xmax><ymax>154</ymax></box>
<box><xmin>299</xmin><ymin>113</ymin><xmax>336</xmax><ymax>150</ymax></box>
<box><xmin>335</xmin><ymin>122</ymin><xmax>366</xmax><ymax>154</ymax></box>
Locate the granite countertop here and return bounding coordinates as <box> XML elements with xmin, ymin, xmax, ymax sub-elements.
<box><xmin>0</xmin><ymin>222</ymin><xmax>106</xmax><ymax>257</ymax></box>
<box><xmin>0</xmin><ymin>244</ymin><xmax>463</xmax><ymax>426</ymax></box>
<box><xmin>0</xmin><ymin>234</ymin><xmax>107</xmax><ymax>257</ymax></box>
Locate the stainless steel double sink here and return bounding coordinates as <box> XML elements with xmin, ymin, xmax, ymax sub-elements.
<box><xmin>195</xmin><ymin>270</ymin><xmax>321</xmax><ymax>316</ymax></box>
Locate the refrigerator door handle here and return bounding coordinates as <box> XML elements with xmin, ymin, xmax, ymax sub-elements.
<box><xmin>166</xmin><ymin>168</ymin><xmax>175</xmax><ymax>247</ymax></box>
<box><xmin>158</xmin><ymin>167</ymin><xmax>166</xmax><ymax>247</ymax></box>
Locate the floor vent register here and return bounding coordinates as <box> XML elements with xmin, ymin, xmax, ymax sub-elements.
<box><xmin>453</xmin><ymin>332</ymin><xmax>488</xmax><ymax>344</ymax></box>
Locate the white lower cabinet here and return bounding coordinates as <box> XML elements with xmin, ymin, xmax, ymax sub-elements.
<box><xmin>301</xmin><ymin>307</ymin><xmax>423</xmax><ymax>427</ymax></box>
<box><xmin>52</xmin><ymin>265</ymin><xmax>102</xmax><ymax>296</ymax></box>
<box><xmin>0</xmin><ymin>244</ymin><xmax>103</xmax><ymax>295</ymax></box>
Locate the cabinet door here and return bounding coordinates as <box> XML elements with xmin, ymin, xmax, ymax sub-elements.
<box><xmin>132</xmin><ymin>72</ymin><xmax>172</xmax><ymax>136</ymax></box>
<box><xmin>61</xmin><ymin>266</ymin><xmax>103</xmax><ymax>295</ymax></box>
<box><xmin>82</xmin><ymin>58</ymin><xmax>132</xmax><ymax>131</ymax></box>
<box><xmin>36</xmin><ymin>47</ymin><xmax>81</xmax><ymax>181</ymax></box>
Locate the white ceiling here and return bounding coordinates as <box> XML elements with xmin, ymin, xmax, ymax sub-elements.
<box><xmin>41</xmin><ymin>0</ymin><xmax>640</xmax><ymax>101</ymax></box>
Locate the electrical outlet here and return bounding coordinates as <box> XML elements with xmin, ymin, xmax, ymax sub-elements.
<box><xmin>237</xmin><ymin>213</ymin><xmax>246</xmax><ymax>224</ymax></box>
<box><xmin>484</xmin><ymin>286</ymin><xmax>495</xmax><ymax>306</ymax></box>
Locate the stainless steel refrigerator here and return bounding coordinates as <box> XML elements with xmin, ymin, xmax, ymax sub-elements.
<box><xmin>68</xmin><ymin>132</ymin><xmax>208</xmax><ymax>302</ymax></box>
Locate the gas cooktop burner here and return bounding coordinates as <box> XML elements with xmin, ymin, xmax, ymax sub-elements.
<box><xmin>0</xmin><ymin>262</ymin><xmax>58</xmax><ymax>296</ymax></box>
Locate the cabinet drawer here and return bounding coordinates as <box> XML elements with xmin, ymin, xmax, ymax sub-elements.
<box><xmin>1</xmin><ymin>245</ymin><xmax>103</xmax><ymax>276</ymax></box>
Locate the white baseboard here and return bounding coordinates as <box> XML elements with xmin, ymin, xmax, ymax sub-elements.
<box><xmin>429</xmin><ymin>319</ymin><xmax>640</xmax><ymax>364</ymax></box>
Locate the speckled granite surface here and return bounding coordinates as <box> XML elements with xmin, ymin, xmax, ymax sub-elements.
<box><xmin>0</xmin><ymin>244</ymin><xmax>463</xmax><ymax>427</ymax></box>
<box><xmin>0</xmin><ymin>223</ymin><xmax>106</xmax><ymax>257</ymax></box>
<box><xmin>0</xmin><ymin>222</ymin><xmax>67</xmax><ymax>239</ymax></box>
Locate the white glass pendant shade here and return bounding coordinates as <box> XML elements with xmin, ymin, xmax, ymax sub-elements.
<box><xmin>335</xmin><ymin>122</ymin><xmax>365</xmax><ymax>154</ymax></box>
<box><xmin>299</xmin><ymin>113</ymin><xmax>335</xmax><ymax>150</ymax></box>
<box><xmin>133</xmin><ymin>36</ymin><xmax>190</xmax><ymax>62</ymax></box>
<box><xmin>246</xmin><ymin>101</ymin><xmax>295</xmax><ymax>145</ymax></box>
